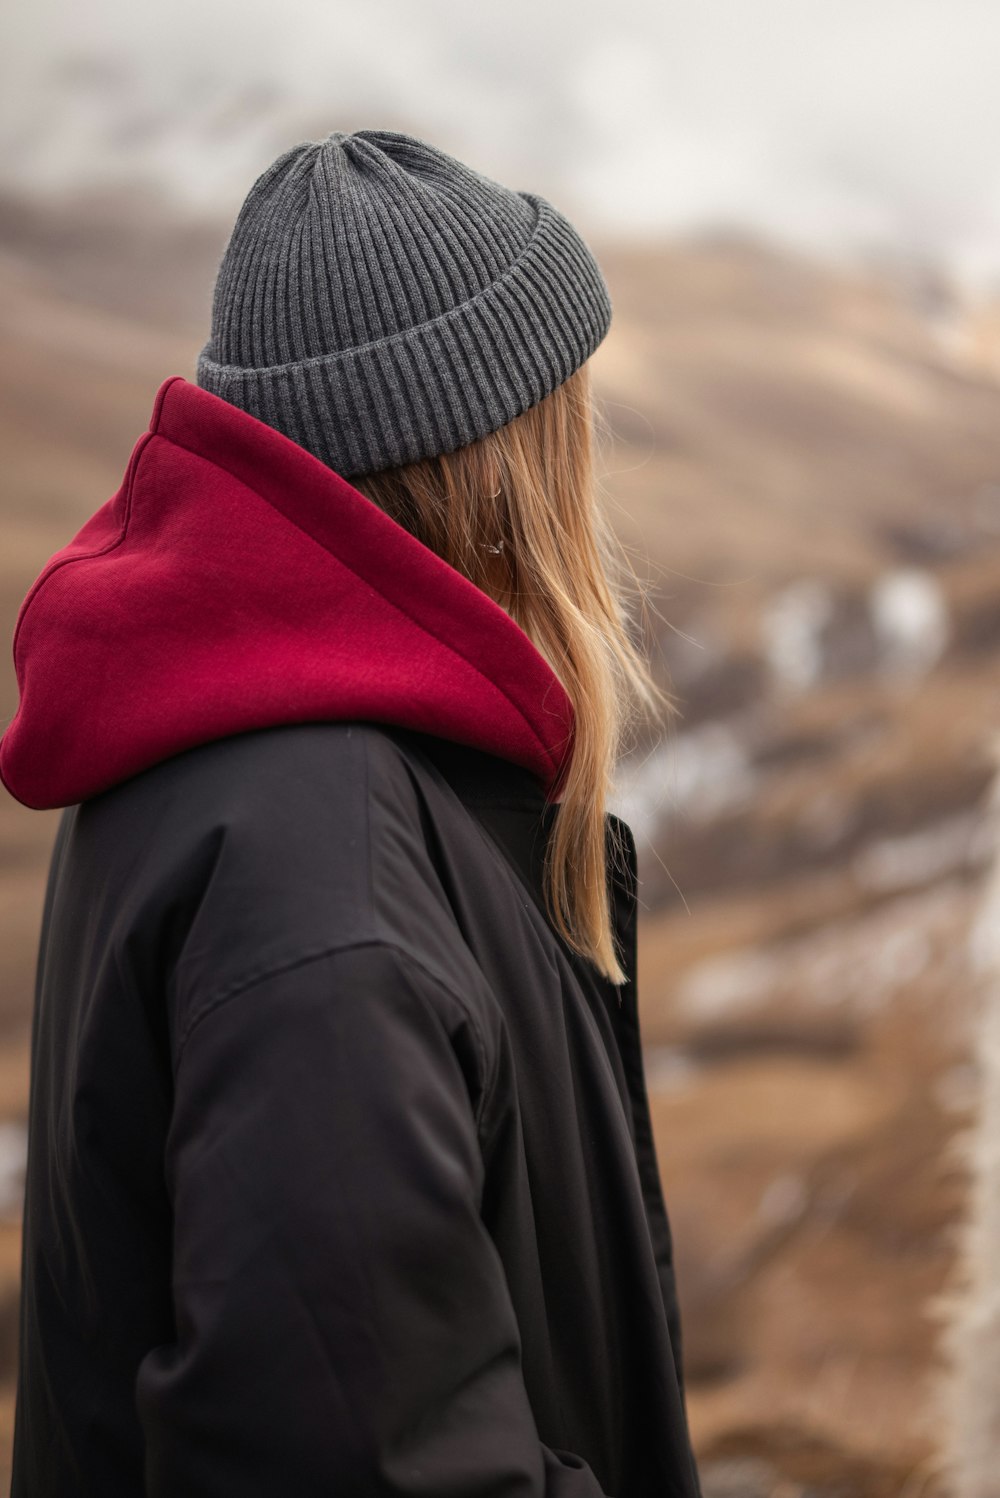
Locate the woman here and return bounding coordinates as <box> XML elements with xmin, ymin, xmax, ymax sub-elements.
<box><xmin>1</xmin><ymin>129</ymin><xmax>702</xmax><ymax>1497</ymax></box>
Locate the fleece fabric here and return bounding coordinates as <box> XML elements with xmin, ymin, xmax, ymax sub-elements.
<box><xmin>0</xmin><ymin>376</ymin><xmax>574</xmax><ymax>811</ymax></box>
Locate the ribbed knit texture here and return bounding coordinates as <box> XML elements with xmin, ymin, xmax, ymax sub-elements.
<box><xmin>195</xmin><ymin>129</ymin><xmax>612</xmax><ymax>478</ymax></box>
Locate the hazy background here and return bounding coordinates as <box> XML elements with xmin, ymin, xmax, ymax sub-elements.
<box><xmin>3</xmin><ymin>4</ymin><xmax>1000</xmax><ymax>1495</ymax></box>
<box><xmin>5</xmin><ymin>0</ymin><xmax>1000</xmax><ymax>289</ymax></box>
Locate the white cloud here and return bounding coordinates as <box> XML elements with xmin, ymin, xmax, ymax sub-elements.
<box><xmin>3</xmin><ymin>0</ymin><xmax>1000</xmax><ymax>287</ymax></box>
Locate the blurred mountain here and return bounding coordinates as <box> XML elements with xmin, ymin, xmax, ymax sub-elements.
<box><xmin>3</xmin><ymin>197</ymin><xmax>1000</xmax><ymax>1494</ymax></box>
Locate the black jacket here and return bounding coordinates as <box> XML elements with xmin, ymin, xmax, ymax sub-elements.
<box><xmin>3</xmin><ymin>378</ymin><xmax>701</xmax><ymax>1496</ymax></box>
<box><xmin>13</xmin><ymin>722</ymin><xmax>701</xmax><ymax>1498</ymax></box>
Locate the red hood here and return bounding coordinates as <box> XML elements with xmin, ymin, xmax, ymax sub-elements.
<box><xmin>0</xmin><ymin>376</ymin><xmax>574</xmax><ymax>811</ymax></box>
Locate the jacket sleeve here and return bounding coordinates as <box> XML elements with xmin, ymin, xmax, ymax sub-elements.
<box><xmin>135</xmin><ymin>939</ymin><xmax>614</xmax><ymax>1497</ymax></box>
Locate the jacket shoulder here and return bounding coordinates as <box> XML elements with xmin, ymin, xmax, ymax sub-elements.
<box><xmin>92</xmin><ymin>722</ymin><xmax>486</xmax><ymax>1049</ymax></box>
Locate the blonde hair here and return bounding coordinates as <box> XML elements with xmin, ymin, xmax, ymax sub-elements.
<box><xmin>351</xmin><ymin>361</ymin><xmax>677</xmax><ymax>985</ymax></box>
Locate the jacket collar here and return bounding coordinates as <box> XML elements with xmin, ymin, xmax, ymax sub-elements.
<box><xmin>400</xmin><ymin>726</ymin><xmax>637</xmax><ymax>996</ymax></box>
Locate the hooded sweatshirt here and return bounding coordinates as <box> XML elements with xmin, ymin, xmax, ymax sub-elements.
<box><xmin>0</xmin><ymin>375</ymin><xmax>573</xmax><ymax>811</ymax></box>
<box><xmin>2</xmin><ymin>378</ymin><xmax>702</xmax><ymax>1498</ymax></box>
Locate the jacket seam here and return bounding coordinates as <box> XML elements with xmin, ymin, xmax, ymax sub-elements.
<box><xmin>147</xmin><ymin>426</ymin><xmax>566</xmax><ymax>785</ymax></box>
<box><xmin>362</xmin><ymin>732</ymin><xmax>375</xmax><ymax>931</ymax></box>
<box><xmin>174</xmin><ymin>935</ymin><xmax>494</xmax><ymax>1133</ymax></box>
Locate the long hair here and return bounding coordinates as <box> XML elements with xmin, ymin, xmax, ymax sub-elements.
<box><xmin>351</xmin><ymin>360</ymin><xmax>678</xmax><ymax>984</ymax></box>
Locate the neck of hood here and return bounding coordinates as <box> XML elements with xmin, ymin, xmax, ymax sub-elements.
<box><xmin>0</xmin><ymin>376</ymin><xmax>575</xmax><ymax>811</ymax></box>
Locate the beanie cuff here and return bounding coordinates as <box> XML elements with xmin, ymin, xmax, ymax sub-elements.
<box><xmin>195</xmin><ymin>194</ymin><xmax>611</xmax><ymax>478</ymax></box>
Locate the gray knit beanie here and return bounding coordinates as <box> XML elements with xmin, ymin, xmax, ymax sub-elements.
<box><xmin>195</xmin><ymin>128</ymin><xmax>612</xmax><ymax>478</ymax></box>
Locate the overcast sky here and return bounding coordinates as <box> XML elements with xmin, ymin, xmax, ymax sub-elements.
<box><xmin>3</xmin><ymin>0</ymin><xmax>1000</xmax><ymax>289</ymax></box>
